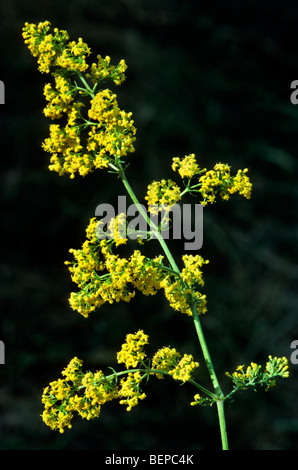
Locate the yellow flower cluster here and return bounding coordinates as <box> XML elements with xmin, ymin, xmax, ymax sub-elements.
<box><xmin>117</xmin><ymin>330</ymin><xmax>149</xmax><ymax>369</ymax></box>
<box><xmin>87</xmin><ymin>54</ymin><xmax>127</xmax><ymax>86</ymax></box>
<box><xmin>169</xmin><ymin>354</ymin><xmax>199</xmax><ymax>382</ymax></box>
<box><xmin>95</xmin><ymin>212</ymin><xmax>128</xmax><ymax>247</ymax></box>
<box><xmin>42</xmin><ymin>331</ymin><xmax>201</xmax><ymax>432</ymax></box>
<box><xmin>129</xmin><ymin>251</ymin><xmax>165</xmax><ymax>296</ymax></box>
<box><xmin>145</xmin><ymin>179</ymin><xmax>181</xmax><ymax>215</ymax></box>
<box><xmin>55</xmin><ymin>37</ymin><xmax>91</xmax><ymax>72</ymax></box>
<box><xmin>227</xmin><ymin>362</ymin><xmax>261</xmax><ymax>390</ymax></box>
<box><xmin>160</xmin><ymin>277</ymin><xmax>206</xmax><ymax>316</ymax></box>
<box><xmin>65</xmin><ymin>217</ymin><xmax>166</xmax><ymax>317</ymax></box>
<box><xmin>41</xmin><ymin>357</ymin><xmax>118</xmax><ymax>433</ymax></box>
<box><xmin>87</xmin><ymin>89</ymin><xmax>136</xmax><ymax>165</ymax></box>
<box><xmin>172</xmin><ymin>154</ymin><xmax>252</xmax><ymax>206</ymax></box>
<box><xmin>264</xmin><ymin>355</ymin><xmax>289</xmax><ymax>388</ymax></box>
<box><xmin>23</xmin><ymin>21</ymin><xmax>90</xmax><ymax>74</ymax></box>
<box><xmin>181</xmin><ymin>254</ymin><xmax>209</xmax><ymax>288</ymax></box>
<box><xmin>199</xmin><ymin>163</ymin><xmax>252</xmax><ymax>206</ymax></box>
<box><xmin>42</xmin><ymin>118</ymin><xmax>84</xmax><ymax>177</ymax></box>
<box><xmin>119</xmin><ymin>371</ymin><xmax>147</xmax><ymax>411</ymax></box>
<box><xmin>42</xmin><ymin>89</ymin><xmax>136</xmax><ymax>178</ymax></box>
<box><xmin>172</xmin><ymin>153</ymin><xmax>201</xmax><ymax>179</ymax></box>
<box><xmin>22</xmin><ymin>21</ymin><xmax>128</xmax><ymax>83</ymax></box>
<box><xmin>151</xmin><ymin>347</ymin><xmax>181</xmax><ymax>378</ymax></box>
<box><xmin>66</xmin><ymin>217</ymin><xmax>208</xmax><ymax>318</ymax></box>
<box><xmin>61</xmin><ymin>356</ymin><xmax>84</xmax><ymax>384</ymax></box>
<box><xmin>159</xmin><ymin>254</ymin><xmax>208</xmax><ymax>316</ymax></box>
<box><xmin>265</xmin><ymin>356</ymin><xmax>289</xmax><ymax>377</ymax></box>
<box><xmin>23</xmin><ymin>21</ymin><xmax>135</xmax><ymax>178</ymax></box>
<box><xmin>151</xmin><ymin>347</ymin><xmax>199</xmax><ymax>382</ymax></box>
<box><xmin>226</xmin><ymin>356</ymin><xmax>289</xmax><ymax>392</ymax></box>
<box><xmin>43</xmin><ymin>74</ymin><xmax>75</xmax><ymax>119</ymax></box>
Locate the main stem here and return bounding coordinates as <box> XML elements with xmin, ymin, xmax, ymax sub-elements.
<box><xmin>118</xmin><ymin>163</ymin><xmax>179</xmax><ymax>272</ymax></box>
<box><xmin>117</xmin><ymin>162</ymin><xmax>229</xmax><ymax>450</ymax></box>
<box><xmin>217</xmin><ymin>399</ymin><xmax>229</xmax><ymax>450</ymax></box>
<box><xmin>192</xmin><ymin>303</ymin><xmax>229</xmax><ymax>450</ymax></box>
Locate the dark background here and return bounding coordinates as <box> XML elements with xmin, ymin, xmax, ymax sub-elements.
<box><xmin>1</xmin><ymin>0</ymin><xmax>298</xmax><ymax>450</ymax></box>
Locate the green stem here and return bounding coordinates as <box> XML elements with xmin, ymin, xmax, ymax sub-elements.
<box><xmin>77</xmin><ymin>72</ymin><xmax>96</xmax><ymax>98</ymax></box>
<box><xmin>79</xmin><ymin>367</ymin><xmax>217</xmax><ymax>401</ymax></box>
<box><xmin>188</xmin><ymin>378</ymin><xmax>218</xmax><ymax>401</ymax></box>
<box><xmin>191</xmin><ymin>304</ymin><xmax>223</xmax><ymax>397</ymax></box>
<box><xmin>117</xmin><ymin>162</ymin><xmax>180</xmax><ymax>272</ymax></box>
<box><xmin>191</xmin><ymin>302</ymin><xmax>229</xmax><ymax>450</ymax></box>
<box><xmin>216</xmin><ymin>399</ymin><xmax>229</xmax><ymax>450</ymax></box>
<box><xmin>116</xmin><ymin>161</ymin><xmax>229</xmax><ymax>450</ymax></box>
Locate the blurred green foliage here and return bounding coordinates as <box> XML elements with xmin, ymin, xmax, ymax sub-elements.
<box><xmin>1</xmin><ymin>0</ymin><xmax>298</xmax><ymax>450</ymax></box>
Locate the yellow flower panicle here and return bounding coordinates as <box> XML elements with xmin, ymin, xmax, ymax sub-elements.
<box><xmin>65</xmin><ymin>216</ymin><xmax>210</xmax><ymax>318</ymax></box>
<box><xmin>43</xmin><ymin>74</ymin><xmax>75</xmax><ymax>119</ymax></box>
<box><xmin>172</xmin><ymin>154</ymin><xmax>252</xmax><ymax>206</ymax></box>
<box><xmin>65</xmin><ymin>217</ymin><xmax>209</xmax><ymax>318</ymax></box>
<box><xmin>199</xmin><ymin>163</ymin><xmax>252</xmax><ymax>206</ymax></box>
<box><xmin>107</xmin><ymin>213</ymin><xmax>128</xmax><ymax>246</ymax></box>
<box><xmin>145</xmin><ymin>179</ymin><xmax>181</xmax><ymax>215</ymax></box>
<box><xmin>42</xmin><ymin>332</ymin><xmax>201</xmax><ymax>432</ymax></box>
<box><xmin>264</xmin><ymin>355</ymin><xmax>289</xmax><ymax>389</ymax></box>
<box><xmin>151</xmin><ymin>347</ymin><xmax>199</xmax><ymax>382</ymax></box>
<box><xmin>151</xmin><ymin>347</ymin><xmax>181</xmax><ymax>379</ymax></box>
<box><xmin>129</xmin><ymin>250</ymin><xmax>165</xmax><ymax>296</ymax></box>
<box><xmin>87</xmin><ymin>89</ymin><xmax>136</xmax><ymax>166</ymax></box>
<box><xmin>65</xmin><ymin>218</ymin><xmax>167</xmax><ymax>317</ymax></box>
<box><xmin>172</xmin><ymin>153</ymin><xmax>202</xmax><ymax>179</ymax></box>
<box><xmin>23</xmin><ymin>21</ymin><xmax>127</xmax><ymax>83</ymax></box>
<box><xmin>22</xmin><ymin>21</ymin><xmax>135</xmax><ymax>178</ymax></box>
<box><xmin>181</xmin><ymin>254</ymin><xmax>209</xmax><ymax>288</ymax></box>
<box><xmin>225</xmin><ymin>356</ymin><xmax>289</xmax><ymax>392</ymax></box>
<box><xmin>87</xmin><ymin>54</ymin><xmax>127</xmax><ymax>86</ymax></box>
<box><xmin>42</xmin><ymin>357</ymin><xmax>119</xmax><ymax>433</ymax></box>
<box><xmin>42</xmin><ymin>87</ymin><xmax>136</xmax><ymax>178</ymax></box>
<box><xmin>119</xmin><ymin>371</ymin><xmax>146</xmax><ymax>411</ymax></box>
<box><xmin>160</xmin><ymin>254</ymin><xmax>208</xmax><ymax>317</ymax></box>
<box><xmin>61</xmin><ymin>356</ymin><xmax>84</xmax><ymax>384</ymax></box>
<box><xmin>116</xmin><ymin>330</ymin><xmax>149</xmax><ymax>369</ymax></box>
<box><xmin>160</xmin><ymin>277</ymin><xmax>193</xmax><ymax>316</ymax></box>
<box><xmin>22</xmin><ymin>21</ymin><xmax>90</xmax><ymax>74</ymax></box>
<box><xmin>169</xmin><ymin>354</ymin><xmax>199</xmax><ymax>382</ymax></box>
<box><xmin>226</xmin><ymin>362</ymin><xmax>261</xmax><ymax>390</ymax></box>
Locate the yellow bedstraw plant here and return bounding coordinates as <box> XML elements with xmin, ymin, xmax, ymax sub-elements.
<box><xmin>23</xmin><ymin>21</ymin><xmax>289</xmax><ymax>450</ymax></box>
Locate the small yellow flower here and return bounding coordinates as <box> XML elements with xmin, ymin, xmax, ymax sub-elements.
<box><xmin>190</xmin><ymin>393</ymin><xmax>201</xmax><ymax>406</ymax></box>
